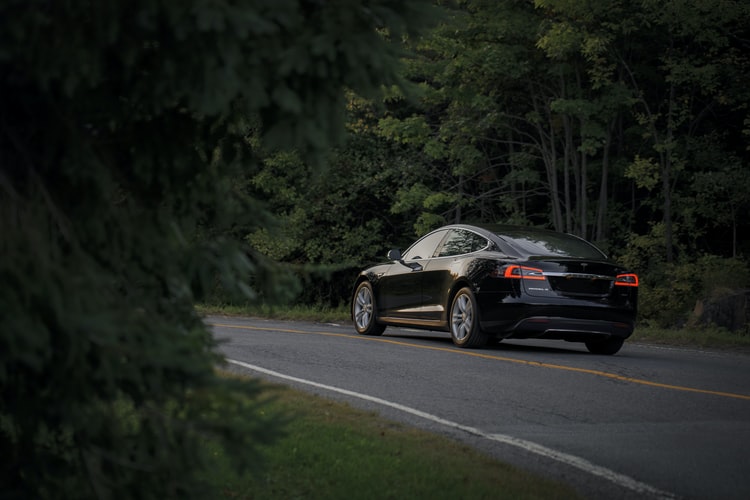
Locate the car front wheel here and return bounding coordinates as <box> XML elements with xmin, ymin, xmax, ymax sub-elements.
<box><xmin>352</xmin><ymin>281</ymin><xmax>386</xmax><ymax>336</ymax></box>
<box><xmin>449</xmin><ymin>287</ymin><xmax>487</xmax><ymax>348</ymax></box>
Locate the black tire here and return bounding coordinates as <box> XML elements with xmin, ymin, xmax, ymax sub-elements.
<box><xmin>352</xmin><ymin>281</ymin><xmax>386</xmax><ymax>336</ymax></box>
<box><xmin>585</xmin><ymin>337</ymin><xmax>624</xmax><ymax>355</ymax></box>
<box><xmin>449</xmin><ymin>287</ymin><xmax>488</xmax><ymax>348</ymax></box>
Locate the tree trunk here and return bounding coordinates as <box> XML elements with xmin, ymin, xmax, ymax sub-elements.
<box><xmin>578</xmin><ymin>118</ymin><xmax>588</xmax><ymax>239</ymax></box>
<box><xmin>595</xmin><ymin>125</ymin><xmax>613</xmax><ymax>242</ymax></box>
<box><xmin>663</xmin><ymin>80</ymin><xmax>675</xmax><ymax>263</ymax></box>
<box><xmin>563</xmin><ymin>114</ymin><xmax>573</xmax><ymax>233</ymax></box>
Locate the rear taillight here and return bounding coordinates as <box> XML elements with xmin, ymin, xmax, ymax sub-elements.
<box><xmin>615</xmin><ymin>273</ymin><xmax>639</xmax><ymax>287</ymax></box>
<box><xmin>503</xmin><ymin>265</ymin><xmax>546</xmax><ymax>280</ymax></box>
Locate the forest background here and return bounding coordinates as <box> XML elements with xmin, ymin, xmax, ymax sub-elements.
<box><xmin>242</xmin><ymin>0</ymin><xmax>750</xmax><ymax>331</ymax></box>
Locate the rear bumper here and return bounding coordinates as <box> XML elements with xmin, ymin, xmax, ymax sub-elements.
<box><xmin>494</xmin><ymin>316</ymin><xmax>634</xmax><ymax>340</ymax></box>
<box><xmin>477</xmin><ymin>297</ymin><xmax>636</xmax><ymax>341</ymax></box>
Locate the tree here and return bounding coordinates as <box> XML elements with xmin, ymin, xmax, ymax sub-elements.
<box><xmin>691</xmin><ymin>153</ymin><xmax>750</xmax><ymax>258</ymax></box>
<box><xmin>0</xmin><ymin>0</ymin><xmax>437</xmax><ymax>497</ymax></box>
<box><xmin>612</xmin><ymin>0</ymin><xmax>750</xmax><ymax>261</ymax></box>
<box><xmin>374</xmin><ymin>0</ymin><xmax>556</xmax><ymax>231</ymax></box>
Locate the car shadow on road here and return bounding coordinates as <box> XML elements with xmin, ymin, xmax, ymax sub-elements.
<box><xmin>384</xmin><ymin>330</ymin><xmax>591</xmax><ymax>356</ymax></box>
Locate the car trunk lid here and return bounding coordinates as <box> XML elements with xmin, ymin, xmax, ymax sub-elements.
<box><xmin>517</xmin><ymin>258</ymin><xmax>627</xmax><ymax>298</ymax></box>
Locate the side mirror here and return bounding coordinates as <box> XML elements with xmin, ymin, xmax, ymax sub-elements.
<box><xmin>388</xmin><ymin>248</ymin><xmax>422</xmax><ymax>271</ymax></box>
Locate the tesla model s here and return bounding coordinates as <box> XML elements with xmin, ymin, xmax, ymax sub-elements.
<box><xmin>351</xmin><ymin>224</ymin><xmax>638</xmax><ymax>354</ymax></box>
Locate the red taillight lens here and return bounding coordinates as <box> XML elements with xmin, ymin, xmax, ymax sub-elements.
<box><xmin>615</xmin><ymin>273</ymin><xmax>639</xmax><ymax>287</ymax></box>
<box><xmin>503</xmin><ymin>265</ymin><xmax>546</xmax><ymax>280</ymax></box>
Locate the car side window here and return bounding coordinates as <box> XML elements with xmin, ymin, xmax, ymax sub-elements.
<box><xmin>402</xmin><ymin>230</ymin><xmax>448</xmax><ymax>261</ymax></box>
<box><xmin>469</xmin><ymin>232</ymin><xmax>490</xmax><ymax>252</ymax></box>
<box><xmin>437</xmin><ymin>229</ymin><xmax>489</xmax><ymax>257</ymax></box>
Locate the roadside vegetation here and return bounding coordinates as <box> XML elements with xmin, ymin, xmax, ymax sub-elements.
<box><xmin>197</xmin><ymin>303</ymin><xmax>351</xmax><ymax>325</ymax></box>
<box><xmin>631</xmin><ymin>326</ymin><xmax>750</xmax><ymax>351</ymax></box>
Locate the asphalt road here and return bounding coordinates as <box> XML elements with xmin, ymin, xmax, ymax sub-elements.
<box><xmin>209</xmin><ymin>315</ymin><xmax>750</xmax><ymax>500</ymax></box>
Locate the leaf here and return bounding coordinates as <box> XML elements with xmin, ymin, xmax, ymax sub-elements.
<box><xmin>625</xmin><ymin>156</ymin><xmax>660</xmax><ymax>190</ymax></box>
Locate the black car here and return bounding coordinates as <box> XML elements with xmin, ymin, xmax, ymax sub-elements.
<box><xmin>351</xmin><ymin>224</ymin><xmax>638</xmax><ymax>355</ymax></box>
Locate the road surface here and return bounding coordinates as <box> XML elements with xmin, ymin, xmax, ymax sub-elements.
<box><xmin>209</xmin><ymin>315</ymin><xmax>750</xmax><ymax>499</ymax></box>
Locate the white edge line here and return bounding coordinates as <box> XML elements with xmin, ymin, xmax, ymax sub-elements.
<box><xmin>227</xmin><ymin>358</ymin><xmax>675</xmax><ymax>499</ymax></box>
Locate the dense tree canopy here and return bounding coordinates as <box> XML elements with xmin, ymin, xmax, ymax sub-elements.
<box><xmin>0</xmin><ymin>0</ymin><xmax>437</xmax><ymax>497</ymax></box>
<box><xmin>247</xmin><ymin>0</ymin><xmax>750</xmax><ymax>327</ymax></box>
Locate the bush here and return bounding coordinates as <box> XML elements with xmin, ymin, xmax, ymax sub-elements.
<box><xmin>635</xmin><ymin>256</ymin><xmax>749</xmax><ymax>329</ymax></box>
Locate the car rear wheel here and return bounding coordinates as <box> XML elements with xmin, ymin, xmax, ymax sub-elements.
<box><xmin>353</xmin><ymin>281</ymin><xmax>386</xmax><ymax>336</ymax></box>
<box><xmin>450</xmin><ymin>287</ymin><xmax>487</xmax><ymax>348</ymax></box>
<box><xmin>585</xmin><ymin>337</ymin><xmax>624</xmax><ymax>355</ymax></box>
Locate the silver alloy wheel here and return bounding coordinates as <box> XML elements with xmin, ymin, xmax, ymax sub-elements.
<box><xmin>354</xmin><ymin>285</ymin><xmax>374</xmax><ymax>330</ymax></box>
<box><xmin>451</xmin><ymin>292</ymin><xmax>473</xmax><ymax>341</ymax></box>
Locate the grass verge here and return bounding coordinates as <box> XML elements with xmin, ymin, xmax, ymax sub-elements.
<box><xmin>208</xmin><ymin>379</ymin><xmax>581</xmax><ymax>499</ymax></box>
<box><xmin>196</xmin><ymin>303</ymin><xmax>350</xmax><ymax>324</ymax></box>
<box><xmin>630</xmin><ymin>325</ymin><xmax>750</xmax><ymax>351</ymax></box>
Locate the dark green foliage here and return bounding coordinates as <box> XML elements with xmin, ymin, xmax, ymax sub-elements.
<box><xmin>0</xmin><ymin>0</ymin><xmax>437</xmax><ymax>497</ymax></box>
<box><xmin>244</xmin><ymin>0</ymin><xmax>750</xmax><ymax>327</ymax></box>
<box><xmin>238</xmin><ymin>98</ymin><xmax>433</xmax><ymax>308</ymax></box>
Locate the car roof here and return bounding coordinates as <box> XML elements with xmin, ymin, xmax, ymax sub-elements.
<box><xmin>441</xmin><ymin>223</ymin><xmax>563</xmax><ymax>239</ymax></box>
<box><xmin>438</xmin><ymin>223</ymin><xmax>607</xmax><ymax>259</ymax></box>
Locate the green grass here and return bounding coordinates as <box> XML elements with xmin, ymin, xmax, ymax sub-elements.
<box><xmin>196</xmin><ymin>303</ymin><xmax>351</xmax><ymax>324</ymax></box>
<box><xmin>208</xmin><ymin>381</ymin><xmax>581</xmax><ymax>499</ymax></box>
<box><xmin>630</xmin><ymin>325</ymin><xmax>750</xmax><ymax>351</ymax></box>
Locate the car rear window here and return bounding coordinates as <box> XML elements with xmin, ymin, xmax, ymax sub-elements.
<box><xmin>495</xmin><ymin>230</ymin><xmax>606</xmax><ymax>259</ymax></box>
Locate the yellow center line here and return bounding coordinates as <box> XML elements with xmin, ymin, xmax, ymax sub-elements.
<box><xmin>210</xmin><ymin>322</ymin><xmax>750</xmax><ymax>402</ymax></box>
